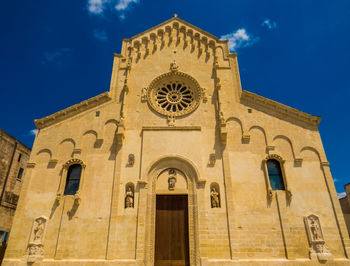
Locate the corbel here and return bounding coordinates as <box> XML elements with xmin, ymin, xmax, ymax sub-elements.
<box><xmin>116</xmin><ymin>127</ymin><xmax>125</xmax><ymax>146</ymax></box>
<box><xmin>220</xmin><ymin>126</ymin><xmax>227</xmax><ymax>145</ymax></box>
<box><xmin>294</xmin><ymin>158</ymin><xmax>303</xmax><ymax>167</ymax></box>
<box><xmin>242</xmin><ymin>134</ymin><xmax>250</xmax><ymax>144</ymax></box>
<box><xmin>74</xmin><ymin>190</ymin><xmax>81</xmax><ymax>206</ymax></box>
<box><xmin>27</xmin><ymin>162</ymin><xmax>36</xmax><ymax>168</ymax></box>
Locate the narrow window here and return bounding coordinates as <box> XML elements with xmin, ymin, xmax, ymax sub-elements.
<box><xmin>18</xmin><ymin>153</ymin><xmax>22</xmax><ymax>162</ymax></box>
<box><xmin>64</xmin><ymin>164</ymin><xmax>82</xmax><ymax>195</ymax></box>
<box><xmin>0</xmin><ymin>231</ymin><xmax>9</xmax><ymax>243</ymax></box>
<box><xmin>267</xmin><ymin>159</ymin><xmax>285</xmax><ymax>190</ymax></box>
<box><xmin>17</xmin><ymin>167</ymin><xmax>24</xmax><ymax>180</ymax></box>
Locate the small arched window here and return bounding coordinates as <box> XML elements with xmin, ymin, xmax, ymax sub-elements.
<box><xmin>267</xmin><ymin>159</ymin><xmax>285</xmax><ymax>190</ymax></box>
<box><xmin>64</xmin><ymin>164</ymin><xmax>82</xmax><ymax>195</ymax></box>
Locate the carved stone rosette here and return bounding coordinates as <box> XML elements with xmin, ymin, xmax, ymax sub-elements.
<box><xmin>27</xmin><ymin>216</ymin><xmax>47</xmax><ymax>262</ymax></box>
<box><xmin>304</xmin><ymin>214</ymin><xmax>333</xmax><ymax>261</ymax></box>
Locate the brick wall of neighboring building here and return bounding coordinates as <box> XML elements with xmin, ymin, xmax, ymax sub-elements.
<box><xmin>340</xmin><ymin>183</ymin><xmax>350</xmax><ymax>237</ymax></box>
<box><xmin>0</xmin><ymin>129</ymin><xmax>31</xmax><ymax>261</ymax></box>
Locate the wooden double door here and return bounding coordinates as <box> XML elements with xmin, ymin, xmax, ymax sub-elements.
<box><xmin>155</xmin><ymin>195</ymin><xmax>190</xmax><ymax>266</ymax></box>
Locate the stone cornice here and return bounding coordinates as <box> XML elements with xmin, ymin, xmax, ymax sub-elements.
<box><xmin>240</xmin><ymin>90</ymin><xmax>321</xmax><ymax>129</ymax></box>
<box><xmin>34</xmin><ymin>92</ymin><xmax>112</xmax><ymax>129</ymax></box>
<box><xmin>124</xmin><ymin>17</ymin><xmax>223</xmax><ymax>43</ymax></box>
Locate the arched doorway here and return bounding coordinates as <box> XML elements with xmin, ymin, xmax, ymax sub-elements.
<box><xmin>155</xmin><ymin>168</ymin><xmax>189</xmax><ymax>266</ymax></box>
<box><xmin>143</xmin><ymin>156</ymin><xmax>201</xmax><ymax>266</ymax></box>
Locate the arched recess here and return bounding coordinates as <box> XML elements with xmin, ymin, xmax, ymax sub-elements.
<box><xmin>103</xmin><ymin>119</ymin><xmax>119</xmax><ymax>147</ymax></box>
<box><xmin>58</xmin><ymin>138</ymin><xmax>76</xmax><ymax>159</ymax></box>
<box><xmin>226</xmin><ymin>117</ymin><xmax>245</xmax><ymax>148</ymax></box>
<box><xmin>143</xmin><ymin>155</ymin><xmax>202</xmax><ymax>266</ymax></box>
<box><xmin>273</xmin><ymin>135</ymin><xmax>296</xmax><ymax>161</ymax></box>
<box><xmin>81</xmin><ymin>130</ymin><xmax>98</xmax><ymax>150</ymax></box>
<box><xmin>249</xmin><ymin>126</ymin><xmax>268</xmax><ymax>154</ymax></box>
<box><xmin>300</xmin><ymin>146</ymin><xmax>323</xmax><ymax>162</ymax></box>
<box><xmin>36</xmin><ymin>149</ymin><xmax>52</xmax><ymax>163</ymax></box>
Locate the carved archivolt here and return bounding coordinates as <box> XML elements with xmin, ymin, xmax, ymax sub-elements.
<box><xmin>62</xmin><ymin>158</ymin><xmax>86</xmax><ymax>169</ymax></box>
<box><xmin>146</xmin><ymin>71</ymin><xmax>202</xmax><ymax>117</ymax></box>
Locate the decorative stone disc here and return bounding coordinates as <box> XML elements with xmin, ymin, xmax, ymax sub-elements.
<box><xmin>147</xmin><ymin>71</ymin><xmax>201</xmax><ymax>117</ymax></box>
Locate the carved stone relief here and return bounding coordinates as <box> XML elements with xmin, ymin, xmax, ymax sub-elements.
<box><xmin>168</xmin><ymin>169</ymin><xmax>177</xmax><ymax>190</ymax></box>
<box><xmin>304</xmin><ymin>214</ymin><xmax>333</xmax><ymax>261</ymax></box>
<box><xmin>27</xmin><ymin>216</ymin><xmax>47</xmax><ymax>262</ymax></box>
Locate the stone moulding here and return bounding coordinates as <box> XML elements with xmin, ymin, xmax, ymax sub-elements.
<box><xmin>142</xmin><ymin>126</ymin><xmax>201</xmax><ymax>131</ymax></box>
<box><xmin>240</xmin><ymin>90</ymin><xmax>321</xmax><ymax>128</ymax></box>
<box><xmin>34</xmin><ymin>92</ymin><xmax>112</xmax><ymax>129</ymax></box>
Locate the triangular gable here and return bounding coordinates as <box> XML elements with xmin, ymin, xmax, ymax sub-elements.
<box><xmin>125</xmin><ymin>16</ymin><xmax>221</xmax><ymax>42</ymax></box>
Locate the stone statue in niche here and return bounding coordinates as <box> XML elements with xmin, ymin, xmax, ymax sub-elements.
<box><xmin>125</xmin><ymin>186</ymin><xmax>134</xmax><ymax>208</ymax></box>
<box><xmin>168</xmin><ymin>169</ymin><xmax>177</xmax><ymax>190</ymax></box>
<box><xmin>310</xmin><ymin>217</ymin><xmax>322</xmax><ymax>241</ymax></box>
<box><xmin>33</xmin><ymin>219</ymin><xmax>44</xmax><ymax>242</ymax></box>
<box><xmin>304</xmin><ymin>214</ymin><xmax>333</xmax><ymax>261</ymax></box>
<box><xmin>27</xmin><ymin>216</ymin><xmax>47</xmax><ymax>262</ymax></box>
<box><xmin>210</xmin><ymin>187</ymin><xmax>220</xmax><ymax>208</ymax></box>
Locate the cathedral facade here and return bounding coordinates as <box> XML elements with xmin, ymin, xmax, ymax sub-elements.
<box><xmin>3</xmin><ymin>17</ymin><xmax>350</xmax><ymax>265</ymax></box>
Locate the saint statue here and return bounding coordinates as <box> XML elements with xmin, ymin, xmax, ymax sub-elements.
<box><xmin>33</xmin><ymin>219</ymin><xmax>44</xmax><ymax>242</ymax></box>
<box><xmin>211</xmin><ymin>187</ymin><xmax>220</xmax><ymax>208</ymax></box>
<box><xmin>125</xmin><ymin>186</ymin><xmax>134</xmax><ymax>208</ymax></box>
<box><xmin>310</xmin><ymin>218</ymin><xmax>322</xmax><ymax>240</ymax></box>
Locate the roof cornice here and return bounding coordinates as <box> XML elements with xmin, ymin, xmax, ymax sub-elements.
<box><xmin>124</xmin><ymin>16</ymin><xmax>225</xmax><ymax>43</ymax></box>
<box><xmin>240</xmin><ymin>90</ymin><xmax>321</xmax><ymax>129</ymax></box>
<box><xmin>34</xmin><ymin>92</ymin><xmax>112</xmax><ymax>129</ymax></box>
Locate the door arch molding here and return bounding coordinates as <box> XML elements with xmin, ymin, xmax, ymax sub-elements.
<box><xmin>143</xmin><ymin>155</ymin><xmax>201</xmax><ymax>266</ymax></box>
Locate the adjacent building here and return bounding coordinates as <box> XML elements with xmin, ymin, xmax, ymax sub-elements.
<box><xmin>3</xmin><ymin>17</ymin><xmax>350</xmax><ymax>265</ymax></box>
<box><xmin>0</xmin><ymin>129</ymin><xmax>31</xmax><ymax>262</ymax></box>
<box><xmin>340</xmin><ymin>184</ymin><xmax>350</xmax><ymax>237</ymax></box>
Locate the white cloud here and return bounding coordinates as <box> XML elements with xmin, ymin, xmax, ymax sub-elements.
<box><xmin>338</xmin><ymin>192</ymin><xmax>347</xmax><ymax>199</ymax></box>
<box><xmin>93</xmin><ymin>29</ymin><xmax>108</xmax><ymax>41</ymax></box>
<box><xmin>87</xmin><ymin>0</ymin><xmax>139</xmax><ymax>17</ymax></box>
<box><xmin>41</xmin><ymin>48</ymin><xmax>71</xmax><ymax>64</ymax></box>
<box><xmin>87</xmin><ymin>0</ymin><xmax>109</xmax><ymax>14</ymax></box>
<box><xmin>262</xmin><ymin>19</ymin><xmax>277</xmax><ymax>30</ymax></box>
<box><xmin>333</xmin><ymin>178</ymin><xmax>339</xmax><ymax>183</ymax></box>
<box><xmin>220</xmin><ymin>28</ymin><xmax>258</xmax><ymax>52</ymax></box>
<box><xmin>119</xmin><ymin>13</ymin><xmax>126</xmax><ymax>20</ymax></box>
<box><xmin>115</xmin><ymin>0</ymin><xmax>138</xmax><ymax>11</ymax></box>
<box><xmin>29</xmin><ymin>129</ymin><xmax>37</xmax><ymax>136</ymax></box>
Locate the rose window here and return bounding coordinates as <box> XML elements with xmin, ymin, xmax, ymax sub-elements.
<box><xmin>147</xmin><ymin>72</ymin><xmax>201</xmax><ymax>117</ymax></box>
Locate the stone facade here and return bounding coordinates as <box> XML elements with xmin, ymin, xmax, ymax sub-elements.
<box><xmin>3</xmin><ymin>17</ymin><xmax>350</xmax><ymax>265</ymax></box>
<box><xmin>0</xmin><ymin>129</ymin><xmax>31</xmax><ymax>262</ymax></box>
<box><xmin>340</xmin><ymin>184</ymin><xmax>350</xmax><ymax>237</ymax></box>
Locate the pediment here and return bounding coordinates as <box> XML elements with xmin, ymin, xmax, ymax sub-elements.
<box><xmin>119</xmin><ymin>16</ymin><xmax>231</xmax><ymax>61</ymax></box>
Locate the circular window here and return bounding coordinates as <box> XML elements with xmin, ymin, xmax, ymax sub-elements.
<box><xmin>147</xmin><ymin>72</ymin><xmax>201</xmax><ymax>117</ymax></box>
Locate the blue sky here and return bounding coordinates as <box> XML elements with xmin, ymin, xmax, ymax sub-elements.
<box><xmin>0</xmin><ymin>0</ymin><xmax>349</xmax><ymax>195</ymax></box>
